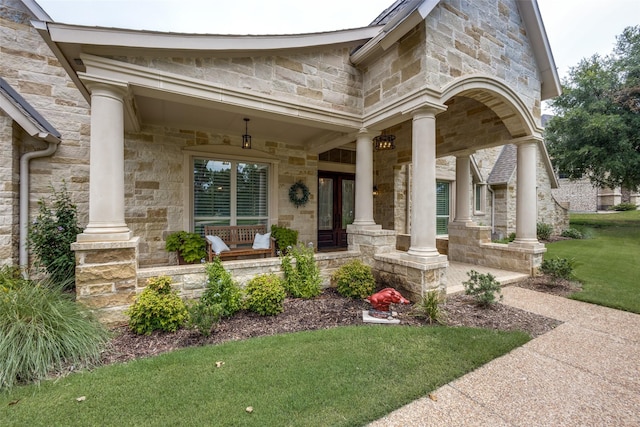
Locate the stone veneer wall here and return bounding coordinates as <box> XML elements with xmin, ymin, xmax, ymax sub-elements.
<box><xmin>82</xmin><ymin>251</ymin><xmax>360</xmax><ymax>325</ymax></box>
<box><xmin>552</xmin><ymin>178</ymin><xmax>598</xmax><ymax>212</ymax></box>
<box><xmin>0</xmin><ymin>0</ymin><xmax>92</xmax><ymax>267</ymax></box>
<box><xmin>364</xmin><ymin>0</ymin><xmax>542</xmax><ymax>118</ymax></box>
<box><xmin>124</xmin><ymin>125</ymin><xmax>318</xmax><ymax>267</ymax></box>
<box><xmin>0</xmin><ymin>113</ymin><xmax>18</xmax><ymax>265</ymax></box>
<box><xmin>118</xmin><ymin>46</ymin><xmax>364</xmax><ymax>115</ymax></box>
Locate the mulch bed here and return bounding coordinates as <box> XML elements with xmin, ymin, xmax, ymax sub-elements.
<box><xmin>101</xmin><ymin>282</ymin><xmax>568</xmax><ymax>366</ymax></box>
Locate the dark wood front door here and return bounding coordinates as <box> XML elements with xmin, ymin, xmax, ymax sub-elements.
<box><xmin>317</xmin><ymin>172</ymin><xmax>355</xmax><ymax>250</ymax></box>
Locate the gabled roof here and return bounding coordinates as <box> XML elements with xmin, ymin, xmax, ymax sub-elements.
<box><xmin>488</xmin><ymin>141</ymin><xmax>559</xmax><ymax>188</ymax></box>
<box><xmin>488</xmin><ymin>144</ymin><xmax>517</xmax><ymax>185</ymax></box>
<box><xmin>0</xmin><ymin>77</ymin><xmax>60</xmax><ymax>142</ymax></box>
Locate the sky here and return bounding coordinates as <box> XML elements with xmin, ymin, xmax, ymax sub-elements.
<box><xmin>37</xmin><ymin>0</ymin><xmax>640</xmax><ymax>98</ymax></box>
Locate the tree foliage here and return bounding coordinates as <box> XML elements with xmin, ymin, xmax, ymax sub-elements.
<box><xmin>545</xmin><ymin>26</ymin><xmax>640</xmax><ymax>190</ymax></box>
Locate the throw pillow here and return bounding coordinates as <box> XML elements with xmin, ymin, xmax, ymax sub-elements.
<box><xmin>252</xmin><ymin>232</ymin><xmax>271</xmax><ymax>250</ymax></box>
<box><xmin>206</xmin><ymin>235</ymin><xmax>230</xmax><ymax>254</ymax></box>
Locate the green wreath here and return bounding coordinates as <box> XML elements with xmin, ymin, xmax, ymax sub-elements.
<box><xmin>289</xmin><ymin>181</ymin><xmax>310</xmax><ymax>208</ymax></box>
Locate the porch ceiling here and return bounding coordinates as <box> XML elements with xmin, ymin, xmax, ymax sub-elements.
<box><xmin>134</xmin><ymin>95</ymin><xmax>340</xmax><ymax>146</ymax></box>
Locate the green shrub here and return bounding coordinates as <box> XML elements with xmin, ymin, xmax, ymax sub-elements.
<box><xmin>244</xmin><ymin>274</ymin><xmax>286</xmax><ymax>316</ymax></box>
<box><xmin>462</xmin><ymin>270</ymin><xmax>503</xmax><ymax>307</ymax></box>
<box><xmin>561</xmin><ymin>227</ymin><xmax>583</xmax><ymax>239</ymax></box>
<box><xmin>609</xmin><ymin>202</ymin><xmax>638</xmax><ymax>211</ymax></box>
<box><xmin>540</xmin><ymin>257</ymin><xmax>575</xmax><ymax>283</ymax></box>
<box><xmin>333</xmin><ymin>260</ymin><xmax>375</xmax><ymax>299</ymax></box>
<box><xmin>280</xmin><ymin>242</ymin><xmax>322</xmax><ymax>298</ymax></box>
<box><xmin>126</xmin><ymin>276</ymin><xmax>189</xmax><ymax>335</ymax></box>
<box><xmin>0</xmin><ymin>275</ymin><xmax>108</xmax><ymax>390</ymax></box>
<box><xmin>270</xmin><ymin>225</ymin><xmax>298</xmax><ymax>254</ymax></box>
<box><xmin>187</xmin><ymin>301</ymin><xmax>222</xmax><ymax>337</ymax></box>
<box><xmin>28</xmin><ymin>183</ymin><xmax>83</xmax><ymax>290</ymax></box>
<box><xmin>492</xmin><ymin>232</ymin><xmax>516</xmax><ymax>244</ymax></box>
<box><xmin>0</xmin><ymin>265</ymin><xmax>28</xmax><ymax>293</ymax></box>
<box><xmin>201</xmin><ymin>258</ymin><xmax>243</xmax><ymax>317</ymax></box>
<box><xmin>411</xmin><ymin>290</ymin><xmax>445</xmax><ymax>324</ymax></box>
<box><xmin>165</xmin><ymin>231</ymin><xmax>206</xmax><ymax>264</ymax></box>
<box><xmin>536</xmin><ymin>222</ymin><xmax>553</xmax><ymax>241</ymax></box>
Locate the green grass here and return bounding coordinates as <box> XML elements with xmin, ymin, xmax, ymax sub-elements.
<box><xmin>1</xmin><ymin>325</ymin><xmax>528</xmax><ymax>426</ymax></box>
<box><xmin>545</xmin><ymin>210</ymin><xmax>640</xmax><ymax>313</ymax></box>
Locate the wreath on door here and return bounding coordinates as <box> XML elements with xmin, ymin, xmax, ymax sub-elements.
<box><xmin>289</xmin><ymin>181</ymin><xmax>310</xmax><ymax>208</ymax></box>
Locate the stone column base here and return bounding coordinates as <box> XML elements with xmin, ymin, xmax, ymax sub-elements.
<box><xmin>374</xmin><ymin>252</ymin><xmax>448</xmax><ymax>303</ymax></box>
<box><xmin>72</xmin><ymin>238</ymin><xmax>139</xmax><ymax>325</ymax></box>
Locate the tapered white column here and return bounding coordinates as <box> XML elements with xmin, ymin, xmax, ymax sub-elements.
<box><xmin>77</xmin><ymin>81</ymin><xmax>131</xmax><ymax>242</ymax></box>
<box><xmin>352</xmin><ymin>128</ymin><xmax>376</xmax><ymax>227</ymax></box>
<box><xmin>408</xmin><ymin>108</ymin><xmax>440</xmax><ymax>257</ymax></box>
<box><xmin>454</xmin><ymin>153</ymin><xmax>473</xmax><ymax>223</ymax></box>
<box><xmin>514</xmin><ymin>139</ymin><xmax>538</xmax><ymax>244</ymax></box>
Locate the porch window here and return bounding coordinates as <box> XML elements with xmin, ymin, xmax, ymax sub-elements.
<box><xmin>193</xmin><ymin>158</ymin><xmax>269</xmax><ymax>235</ymax></box>
<box><xmin>436</xmin><ymin>180</ymin><xmax>450</xmax><ymax>235</ymax></box>
<box><xmin>474</xmin><ymin>183</ymin><xmax>486</xmax><ymax>215</ymax></box>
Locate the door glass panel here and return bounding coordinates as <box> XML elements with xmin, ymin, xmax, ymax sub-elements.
<box><xmin>318</xmin><ymin>178</ymin><xmax>333</xmax><ymax>231</ymax></box>
<box><xmin>341</xmin><ymin>179</ymin><xmax>355</xmax><ymax>228</ymax></box>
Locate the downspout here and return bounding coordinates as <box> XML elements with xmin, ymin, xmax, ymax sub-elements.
<box><xmin>19</xmin><ymin>138</ymin><xmax>60</xmax><ymax>272</ymax></box>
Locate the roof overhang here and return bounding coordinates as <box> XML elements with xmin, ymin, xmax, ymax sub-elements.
<box><xmin>516</xmin><ymin>0</ymin><xmax>562</xmax><ymax>100</ymax></box>
<box><xmin>0</xmin><ymin>77</ymin><xmax>61</xmax><ymax>143</ymax></box>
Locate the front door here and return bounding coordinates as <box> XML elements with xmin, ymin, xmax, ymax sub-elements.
<box><xmin>317</xmin><ymin>172</ymin><xmax>355</xmax><ymax>250</ymax></box>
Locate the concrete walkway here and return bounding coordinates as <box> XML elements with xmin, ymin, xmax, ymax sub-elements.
<box><xmin>370</xmin><ymin>285</ymin><xmax>640</xmax><ymax>426</ymax></box>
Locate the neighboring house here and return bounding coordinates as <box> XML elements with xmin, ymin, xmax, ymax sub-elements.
<box><xmin>541</xmin><ymin>114</ymin><xmax>639</xmax><ymax>212</ymax></box>
<box><xmin>1</xmin><ymin>0</ymin><xmax>565</xmax><ymax>322</ymax></box>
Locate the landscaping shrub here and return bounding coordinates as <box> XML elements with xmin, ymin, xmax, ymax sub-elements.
<box><xmin>186</xmin><ymin>301</ymin><xmax>222</xmax><ymax>337</ymax></box>
<box><xmin>540</xmin><ymin>257</ymin><xmax>575</xmax><ymax>283</ymax></box>
<box><xmin>270</xmin><ymin>225</ymin><xmax>298</xmax><ymax>254</ymax></box>
<box><xmin>536</xmin><ymin>222</ymin><xmax>553</xmax><ymax>241</ymax></box>
<box><xmin>280</xmin><ymin>242</ymin><xmax>322</xmax><ymax>298</ymax></box>
<box><xmin>28</xmin><ymin>183</ymin><xmax>83</xmax><ymax>290</ymax></box>
<box><xmin>411</xmin><ymin>290</ymin><xmax>445</xmax><ymax>324</ymax></box>
<box><xmin>492</xmin><ymin>232</ymin><xmax>516</xmax><ymax>244</ymax></box>
<box><xmin>201</xmin><ymin>258</ymin><xmax>243</xmax><ymax>317</ymax></box>
<box><xmin>462</xmin><ymin>270</ymin><xmax>503</xmax><ymax>306</ymax></box>
<box><xmin>0</xmin><ymin>274</ymin><xmax>108</xmax><ymax>390</ymax></box>
<box><xmin>126</xmin><ymin>276</ymin><xmax>188</xmax><ymax>335</ymax></box>
<box><xmin>244</xmin><ymin>274</ymin><xmax>286</xmax><ymax>316</ymax></box>
<box><xmin>609</xmin><ymin>202</ymin><xmax>638</xmax><ymax>211</ymax></box>
<box><xmin>165</xmin><ymin>231</ymin><xmax>206</xmax><ymax>264</ymax></box>
<box><xmin>561</xmin><ymin>227</ymin><xmax>583</xmax><ymax>239</ymax></box>
<box><xmin>333</xmin><ymin>259</ymin><xmax>375</xmax><ymax>299</ymax></box>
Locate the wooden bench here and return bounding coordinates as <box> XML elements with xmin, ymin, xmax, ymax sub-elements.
<box><xmin>204</xmin><ymin>225</ymin><xmax>275</xmax><ymax>261</ymax></box>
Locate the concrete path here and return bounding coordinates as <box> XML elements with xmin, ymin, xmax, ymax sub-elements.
<box><xmin>369</xmin><ymin>286</ymin><xmax>640</xmax><ymax>426</ymax></box>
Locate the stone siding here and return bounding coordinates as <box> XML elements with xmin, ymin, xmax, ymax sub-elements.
<box><xmin>364</xmin><ymin>0</ymin><xmax>542</xmax><ymax>118</ymax></box>
<box><xmin>119</xmin><ymin>47</ymin><xmax>363</xmax><ymax>115</ymax></box>
<box><xmin>552</xmin><ymin>178</ymin><xmax>599</xmax><ymax>212</ymax></box>
<box><xmin>0</xmin><ymin>1</ymin><xmax>92</xmax><ymax>267</ymax></box>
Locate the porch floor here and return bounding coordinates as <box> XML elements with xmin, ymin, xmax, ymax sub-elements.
<box><xmin>445</xmin><ymin>262</ymin><xmax>528</xmax><ymax>295</ymax></box>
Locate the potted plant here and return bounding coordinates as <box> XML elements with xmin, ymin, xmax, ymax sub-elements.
<box><xmin>165</xmin><ymin>231</ymin><xmax>206</xmax><ymax>264</ymax></box>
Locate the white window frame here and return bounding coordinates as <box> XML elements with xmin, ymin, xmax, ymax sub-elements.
<box><xmin>474</xmin><ymin>183</ymin><xmax>487</xmax><ymax>215</ymax></box>
<box><xmin>183</xmin><ymin>146</ymin><xmax>279</xmax><ymax>232</ymax></box>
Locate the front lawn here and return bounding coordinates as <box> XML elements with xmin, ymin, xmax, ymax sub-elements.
<box><xmin>1</xmin><ymin>325</ymin><xmax>528</xmax><ymax>426</ymax></box>
<box><xmin>545</xmin><ymin>210</ymin><xmax>640</xmax><ymax>313</ymax></box>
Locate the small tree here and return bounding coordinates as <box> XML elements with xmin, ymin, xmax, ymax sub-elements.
<box><xmin>29</xmin><ymin>183</ymin><xmax>83</xmax><ymax>290</ymax></box>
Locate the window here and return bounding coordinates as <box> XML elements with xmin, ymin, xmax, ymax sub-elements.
<box><xmin>436</xmin><ymin>180</ymin><xmax>450</xmax><ymax>235</ymax></box>
<box><xmin>474</xmin><ymin>183</ymin><xmax>486</xmax><ymax>215</ymax></box>
<box><xmin>193</xmin><ymin>158</ymin><xmax>269</xmax><ymax>235</ymax></box>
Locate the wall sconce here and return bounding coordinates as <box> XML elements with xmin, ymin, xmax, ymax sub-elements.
<box><xmin>373</xmin><ymin>130</ymin><xmax>396</xmax><ymax>151</ymax></box>
<box><xmin>372</xmin><ymin>185</ymin><xmax>379</xmax><ymax>197</ymax></box>
<box><xmin>242</xmin><ymin>118</ymin><xmax>251</xmax><ymax>149</ymax></box>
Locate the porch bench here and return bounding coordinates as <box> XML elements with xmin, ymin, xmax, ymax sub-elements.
<box><xmin>204</xmin><ymin>225</ymin><xmax>275</xmax><ymax>262</ymax></box>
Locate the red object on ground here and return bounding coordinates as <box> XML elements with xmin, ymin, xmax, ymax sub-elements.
<box><xmin>366</xmin><ymin>288</ymin><xmax>410</xmax><ymax>312</ymax></box>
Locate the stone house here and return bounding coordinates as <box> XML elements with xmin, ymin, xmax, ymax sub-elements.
<box><xmin>1</xmin><ymin>0</ymin><xmax>566</xmax><ymax>322</ymax></box>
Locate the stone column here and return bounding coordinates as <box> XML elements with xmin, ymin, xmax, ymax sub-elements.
<box><xmin>77</xmin><ymin>81</ymin><xmax>132</xmax><ymax>242</ymax></box>
<box><xmin>408</xmin><ymin>108</ymin><xmax>440</xmax><ymax>258</ymax></box>
<box><xmin>352</xmin><ymin>127</ymin><xmax>377</xmax><ymax>227</ymax></box>
<box><xmin>454</xmin><ymin>153</ymin><xmax>473</xmax><ymax>223</ymax></box>
<box><xmin>514</xmin><ymin>139</ymin><xmax>538</xmax><ymax>244</ymax></box>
